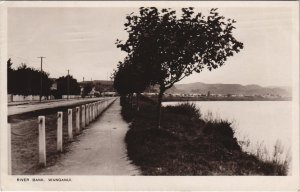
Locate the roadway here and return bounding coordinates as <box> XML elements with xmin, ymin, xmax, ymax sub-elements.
<box><xmin>8</xmin><ymin>97</ymin><xmax>110</xmax><ymax>116</ymax></box>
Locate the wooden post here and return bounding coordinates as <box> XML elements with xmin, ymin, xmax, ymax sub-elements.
<box><xmin>86</xmin><ymin>104</ymin><xmax>91</xmax><ymax>125</ymax></box>
<box><xmin>81</xmin><ymin>105</ymin><xmax>85</xmax><ymax>128</ymax></box>
<box><xmin>95</xmin><ymin>102</ymin><xmax>97</xmax><ymax>117</ymax></box>
<box><xmin>91</xmin><ymin>103</ymin><xmax>94</xmax><ymax>121</ymax></box>
<box><xmin>76</xmin><ymin>107</ymin><xmax>80</xmax><ymax>133</ymax></box>
<box><xmin>57</xmin><ymin>112</ymin><xmax>63</xmax><ymax>152</ymax></box>
<box><xmin>90</xmin><ymin>103</ymin><xmax>92</xmax><ymax>122</ymax></box>
<box><xmin>86</xmin><ymin>104</ymin><xmax>89</xmax><ymax>125</ymax></box>
<box><xmin>68</xmin><ymin>109</ymin><xmax>73</xmax><ymax>140</ymax></box>
<box><xmin>38</xmin><ymin>116</ymin><xmax>46</xmax><ymax>166</ymax></box>
<box><xmin>93</xmin><ymin>103</ymin><xmax>96</xmax><ymax>119</ymax></box>
<box><xmin>8</xmin><ymin>123</ymin><xmax>12</xmax><ymax>174</ymax></box>
<box><xmin>93</xmin><ymin>103</ymin><xmax>96</xmax><ymax>120</ymax></box>
<box><xmin>100</xmin><ymin>101</ymin><xmax>103</xmax><ymax>113</ymax></box>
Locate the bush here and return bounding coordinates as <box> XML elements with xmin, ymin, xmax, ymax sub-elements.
<box><xmin>164</xmin><ymin>102</ymin><xmax>201</xmax><ymax>119</ymax></box>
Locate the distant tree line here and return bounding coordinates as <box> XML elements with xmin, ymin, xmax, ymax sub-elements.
<box><xmin>7</xmin><ymin>58</ymin><xmax>84</xmax><ymax>99</ymax></box>
<box><xmin>7</xmin><ymin>58</ymin><xmax>52</xmax><ymax>96</ymax></box>
<box><xmin>113</xmin><ymin>7</ymin><xmax>243</xmax><ymax>128</ymax></box>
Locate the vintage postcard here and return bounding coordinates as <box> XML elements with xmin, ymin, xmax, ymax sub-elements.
<box><xmin>0</xmin><ymin>1</ymin><xmax>299</xmax><ymax>191</ymax></box>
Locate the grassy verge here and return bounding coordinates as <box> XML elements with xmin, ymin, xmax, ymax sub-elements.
<box><xmin>121</xmin><ymin>96</ymin><xmax>288</xmax><ymax>175</ymax></box>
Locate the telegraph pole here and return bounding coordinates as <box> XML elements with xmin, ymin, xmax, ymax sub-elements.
<box><xmin>38</xmin><ymin>57</ymin><xmax>46</xmax><ymax>102</ymax></box>
<box><xmin>67</xmin><ymin>69</ymin><xmax>70</xmax><ymax>100</ymax></box>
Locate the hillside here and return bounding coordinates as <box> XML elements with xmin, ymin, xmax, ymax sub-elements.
<box><xmin>173</xmin><ymin>82</ymin><xmax>291</xmax><ymax>97</ymax></box>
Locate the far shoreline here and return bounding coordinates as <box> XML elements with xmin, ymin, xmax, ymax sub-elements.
<box><xmin>160</xmin><ymin>96</ymin><xmax>292</xmax><ymax>102</ymax></box>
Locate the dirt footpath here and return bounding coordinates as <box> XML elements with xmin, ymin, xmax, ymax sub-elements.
<box><xmin>37</xmin><ymin>98</ymin><xmax>140</xmax><ymax>175</ymax></box>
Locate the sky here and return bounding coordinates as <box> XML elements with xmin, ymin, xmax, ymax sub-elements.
<box><xmin>7</xmin><ymin>6</ymin><xmax>297</xmax><ymax>87</ymax></box>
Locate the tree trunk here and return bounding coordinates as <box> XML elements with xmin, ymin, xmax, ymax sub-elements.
<box><xmin>156</xmin><ymin>90</ymin><xmax>164</xmax><ymax>129</ymax></box>
<box><xmin>130</xmin><ymin>93</ymin><xmax>133</xmax><ymax>108</ymax></box>
<box><xmin>136</xmin><ymin>93</ymin><xmax>140</xmax><ymax>111</ymax></box>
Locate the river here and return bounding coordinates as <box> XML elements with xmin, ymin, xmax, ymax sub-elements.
<box><xmin>162</xmin><ymin>101</ymin><xmax>292</xmax><ymax>164</ymax></box>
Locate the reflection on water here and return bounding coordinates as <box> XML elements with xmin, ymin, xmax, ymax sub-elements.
<box><xmin>163</xmin><ymin>101</ymin><xmax>292</xmax><ymax>172</ymax></box>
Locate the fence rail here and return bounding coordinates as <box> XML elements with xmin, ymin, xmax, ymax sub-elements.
<box><xmin>7</xmin><ymin>98</ymin><xmax>117</xmax><ymax>173</ymax></box>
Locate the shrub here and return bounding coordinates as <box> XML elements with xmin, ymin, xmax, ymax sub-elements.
<box><xmin>164</xmin><ymin>102</ymin><xmax>201</xmax><ymax>119</ymax></box>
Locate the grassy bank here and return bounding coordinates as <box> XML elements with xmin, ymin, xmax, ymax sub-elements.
<box><xmin>121</xmin><ymin>96</ymin><xmax>288</xmax><ymax>175</ymax></box>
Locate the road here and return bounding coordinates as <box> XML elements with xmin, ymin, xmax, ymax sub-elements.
<box><xmin>8</xmin><ymin>98</ymin><xmax>109</xmax><ymax>116</ymax></box>
<box><xmin>37</xmin><ymin>98</ymin><xmax>140</xmax><ymax>175</ymax></box>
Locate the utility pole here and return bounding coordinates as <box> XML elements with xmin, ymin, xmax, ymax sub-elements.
<box><xmin>67</xmin><ymin>69</ymin><xmax>70</xmax><ymax>100</ymax></box>
<box><xmin>38</xmin><ymin>57</ymin><xmax>46</xmax><ymax>102</ymax></box>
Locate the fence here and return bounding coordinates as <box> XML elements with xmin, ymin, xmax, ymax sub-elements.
<box><xmin>7</xmin><ymin>95</ymin><xmax>55</xmax><ymax>102</ymax></box>
<box><xmin>7</xmin><ymin>94</ymin><xmax>83</xmax><ymax>103</ymax></box>
<box><xmin>7</xmin><ymin>98</ymin><xmax>117</xmax><ymax>173</ymax></box>
<box><xmin>62</xmin><ymin>95</ymin><xmax>82</xmax><ymax>99</ymax></box>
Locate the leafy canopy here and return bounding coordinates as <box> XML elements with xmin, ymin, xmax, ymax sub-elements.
<box><xmin>116</xmin><ymin>7</ymin><xmax>243</xmax><ymax>91</ymax></box>
<box><xmin>113</xmin><ymin>57</ymin><xmax>150</xmax><ymax>95</ymax></box>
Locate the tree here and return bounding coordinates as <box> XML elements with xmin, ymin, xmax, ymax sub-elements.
<box><xmin>12</xmin><ymin>63</ymin><xmax>52</xmax><ymax>96</ymax></box>
<box><xmin>82</xmin><ymin>83</ymin><xmax>93</xmax><ymax>98</ymax></box>
<box><xmin>7</xmin><ymin>58</ymin><xmax>15</xmax><ymax>94</ymax></box>
<box><xmin>56</xmin><ymin>75</ymin><xmax>80</xmax><ymax>98</ymax></box>
<box><xmin>113</xmin><ymin>57</ymin><xmax>150</xmax><ymax>109</ymax></box>
<box><xmin>116</xmin><ymin>7</ymin><xmax>243</xmax><ymax>128</ymax></box>
<box><xmin>113</xmin><ymin>57</ymin><xmax>149</xmax><ymax>95</ymax></box>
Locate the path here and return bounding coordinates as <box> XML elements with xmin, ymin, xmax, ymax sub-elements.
<box><xmin>37</xmin><ymin>98</ymin><xmax>140</xmax><ymax>175</ymax></box>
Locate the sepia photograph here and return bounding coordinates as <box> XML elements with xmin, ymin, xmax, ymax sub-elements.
<box><xmin>0</xmin><ymin>1</ymin><xmax>299</xmax><ymax>191</ymax></box>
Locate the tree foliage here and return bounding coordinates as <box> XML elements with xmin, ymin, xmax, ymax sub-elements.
<box><xmin>82</xmin><ymin>83</ymin><xmax>93</xmax><ymax>98</ymax></box>
<box><xmin>7</xmin><ymin>59</ymin><xmax>52</xmax><ymax>96</ymax></box>
<box><xmin>113</xmin><ymin>57</ymin><xmax>150</xmax><ymax>96</ymax></box>
<box><xmin>7</xmin><ymin>58</ymin><xmax>15</xmax><ymax>94</ymax></box>
<box><xmin>115</xmin><ymin>7</ymin><xmax>244</xmax><ymax>127</ymax></box>
<box><xmin>117</xmin><ymin>7</ymin><xmax>243</xmax><ymax>90</ymax></box>
<box><xmin>56</xmin><ymin>75</ymin><xmax>81</xmax><ymax>97</ymax></box>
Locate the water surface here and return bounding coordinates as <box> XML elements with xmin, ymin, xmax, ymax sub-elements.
<box><xmin>163</xmin><ymin>101</ymin><xmax>292</xmax><ymax>162</ymax></box>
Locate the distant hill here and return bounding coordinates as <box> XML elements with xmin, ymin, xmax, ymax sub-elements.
<box><xmin>173</xmin><ymin>82</ymin><xmax>292</xmax><ymax>97</ymax></box>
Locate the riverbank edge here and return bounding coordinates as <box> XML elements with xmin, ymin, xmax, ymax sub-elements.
<box><xmin>121</xmin><ymin>96</ymin><xmax>288</xmax><ymax>175</ymax></box>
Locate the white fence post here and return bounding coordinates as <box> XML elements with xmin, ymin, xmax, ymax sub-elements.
<box><xmin>68</xmin><ymin>109</ymin><xmax>73</xmax><ymax>140</ymax></box>
<box><xmin>100</xmin><ymin>101</ymin><xmax>103</xmax><ymax>113</ymax></box>
<box><xmin>93</xmin><ymin>103</ymin><xmax>95</xmax><ymax>119</ymax></box>
<box><xmin>93</xmin><ymin>103</ymin><xmax>95</xmax><ymax>120</ymax></box>
<box><xmin>95</xmin><ymin>102</ymin><xmax>97</xmax><ymax>117</ymax></box>
<box><xmin>91</xmin><ymin>103</ymin><xmax>93</xmax><ymax>121</ymax></box>
<box><xmin>82</xmin><ymin>105</ymin><xmax>85</xmax><ymax>128</ymax></box>
<box><xmin>76</xmin><ymin>107</ymin><xmax>80</xmax><ymax>133</ymax></box>
<box><xmin>86</xmin><ymin>104</ymin><xmax>89</xmax><ymax>125</ymax></box>
<box><xmin>90</xmin><ymin>104</ymin><xmax>92</xmax><ymax>122</ymax></box>
<box><xmin>57</xmin><ymin>112</ymin><xmax>63</xmax><ymax>152</ymax></box>
<box><xmin>38</xmin><ymin>116</ymin><xmax>46</xmax><ymax>166</ymax></box>
<box><xmin>8</xmin><ymin>123</ymin><xmax>12</xmax><ymax>174</ymax></box>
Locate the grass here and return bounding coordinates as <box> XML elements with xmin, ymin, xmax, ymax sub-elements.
<box><xmin>121</xmin><ymin>96</ymin><xmax>288</xmax><ymax>175</ymax></box>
